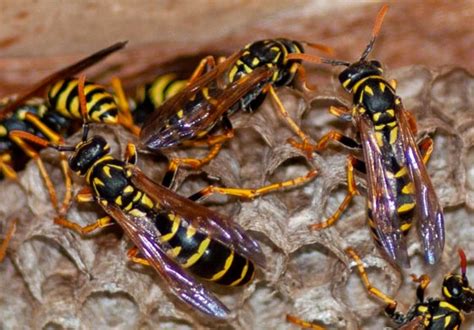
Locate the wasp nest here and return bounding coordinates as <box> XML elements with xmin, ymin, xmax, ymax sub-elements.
<box><xmin>1</xmin><ymin>2</ymin><xmax>474</xmax><ymax>330</ymax></box>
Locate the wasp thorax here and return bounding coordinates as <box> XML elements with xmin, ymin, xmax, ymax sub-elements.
<box><xmin>442</xmin><ymin>274</ymin><xmax>474</xmax><ymax>313</ymax></box>
<box><xmin>69</xmin><ymin>136</ymin><xmax>110</xmax><ymax>176</ymax></box>
<box><xmin>339</xmin><ymin>60</ymin><xmax>383</xmax><ymax>92</ymax></box>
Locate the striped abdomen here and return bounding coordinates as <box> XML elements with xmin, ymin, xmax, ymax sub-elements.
<box><xmin>88</xmin><ymin>158</ymin><xmax>254</xmax><ymax>286</ymax></box>
<box><xmin>133</xmin><ymin>74</ymin><xmax>187</xmax><ymax>125</ymax></box>
<box><xmin>48</xmin><ymin>78</ymin><xmax>118</xmax><ymax>124</ymax></box>
<box><xmin>153</xmin><ymin>211</ymin><xmax>255</xmax><ymax>286</ymax></box>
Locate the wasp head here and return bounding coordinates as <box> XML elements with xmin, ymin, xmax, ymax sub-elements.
<box><xmin>442</xmin><ymin>250</ymin><xmax>474</xmax><ymax>313</ymax></box>
<box><xmin>69</xmin><ymin>136</ymin><xmax>110</xmax><ymax>176</ymax></box>
<box><xmin>338</xmin><ymin>60</ymin><xmax>383</xmax><ymax>93</ymax></box>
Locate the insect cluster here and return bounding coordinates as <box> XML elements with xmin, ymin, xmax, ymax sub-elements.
<box><xmin>0</xmin><ymin>4</ymin><xmax>473</xmax><ymax>330</ymax></box>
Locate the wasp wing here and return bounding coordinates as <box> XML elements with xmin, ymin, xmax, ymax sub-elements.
<box><xmin>397</xmin><ymin>108</ymin><xmax>444</xmax><ymax>264</ymax></box>
<box><xmin>0</xmin><ymin>41</ymin><xmax>127</xmax><ymax>120</ymax></box>
<box><xmin>129</xmin><ymin>166</ymin><xmax>266</xmax><ymax>268</ymax></box>
<box><xmin>100</xmin><ymin>201</ymin><xmax>230</xmax><ymax>319</ymax></box>
<box><xmin>139</xmin><ymin>53</ymin><xmax>273</xmax><ymax>150</ymax></box>
<box><xmin>358</xmin><ymin>116</ymin><xmax>409</xmax><ymax>267</ymax></box>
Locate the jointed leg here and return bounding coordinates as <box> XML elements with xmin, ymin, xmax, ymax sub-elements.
<box><xmin>54</xmin><ymin>215</ymin><xmax>113</xmax><ymax>235</ymax></box>
<box><xmin>124</xmin><ymin>143</ymin><xmax>138</xmax><ymax>165</ymax></box>
<box><xmin>418</xmin><ymin>136</ymin><xmax>433</xmax><ymax>165</ymax></box>
<box><xmin>127</xmin><ymin>247</ymin><xmax>150</xmax><ymax>266</ymax></box>
<box><xmin>187</xmin><ymin>56</ymin><xmax>217</xmax><ymax>84</ymax></box>
<box><xmin>309</xmin><ymin>155</ymin><xmax>360</xmax><ymax>230</ymax></box>
<box><xmin>286</xmin><ymin>314</ymin><xmax>325</xmax><ymax>330</ymax></box>
<box><xmin>0</xmin><ymin>153</ymin><xmax>17</xmax><ymax>180</ymax></box>
<box><xmin>0</xmin><ymin>218</ymin><xmax>17</xmax><ymax>263</ymax></box>
<box><xmin>188</xmin><ymin>169</ymin><xmax>317</xmax><ymax>202</ymax></box>
<box><xmin>410</xmin><ymin>274</ymin><xmax>431</xmax><ymax>303</ymax></box>
<box><xmin>59</xmin><ymin>152</ymin><xmax>73</xmax><ymax>214</ymax></box>
<box><xmin>345</xmin><ymin>248</ymin><xmax>398</xmax><ymax>316</ymax></box>
<box><xmin>111</xmin><ymin>77</ymin><xmax>141</xmax><ymax>136</ymax></box>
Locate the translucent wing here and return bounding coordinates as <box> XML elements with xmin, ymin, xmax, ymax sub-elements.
<box><xmin>397</xmin><ymin>108</ymin><xmax>444</xmax><ymax>264</ymax></box>
<box><xmin>129</xmin><ymin>166</ymin><xmax>266</xmax><ymax>268</ymax></box>
<box><xmin>358</xmin><ymin>116</ymin><xmax>409</xmax><ymax>267</ymax></box>
<box><xmin>0</xmin><ymin>41</ymin><xmax>127</xmax><ymax>120</ymax></box>
<box><xmin>139</xmin><ymin>54</ymin><xmax>273</xmax><ymax>150</ymax></box>
<box><xmin>101</xmin><ymin>201</ymin><xmax>230</xmax><ymax>318</ymax></box>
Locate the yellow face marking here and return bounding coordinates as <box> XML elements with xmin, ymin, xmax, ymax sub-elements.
<box><xmin>397</xmin><ymin>202</ymin><xmax>415</xmax><ymax>213</ymax></box>
<box><xmin>182</xmin><ymin>238</ymin><xmax>210</xmax><ymax>268</ymax></box>
<box><xmin>443</xmin><ymin>286</ymin><xmax>452</xmax><ymax>298</ymax></box>
<box><xmin>140</xmin><ymin>194</ymin><xmax>154</xmax><ymax>208</ymax></box>
<box><xmin>186</xmin><ymin>226</ymin><xmax>197</xmax><ymax>239</ymax></box>
<box><xmin>160</xmin><ymin>213</ymin><xmax>181</xmax><ymax>242</ymax></box>
<box><xmin>176</xmin><ymin>110</ymin><xmax>184</xmax><ymax>119</ymax></box>
<box><xmin>342</xmin><ymin>79</ymin><xmax>351</xmax><ymax>88</ymax></box>
<box><xmin>129</xmin><ymin>208</ymin><xmax>146</xmax><ymax>217</ymax></box>
<box><xmin>364</xmin><ymin>85</ymin><xmax>374</xmax><ymax>96</ymax></box>
<box><xmin>211</xmin><ymin>250</ymin><xmax>234</xmax><ymax>281</ymax></box>
<box><xmin>400</xmin><ymin>223</ymin><xmax>412</xmax><ymax>232</ymax></box>
<box><xmin>115</xmin><ymin>195</ymin><xmax>123</xmax><ymax>206</ymax></box>
<box><xmin>389</xmin><ymin>127</ymin><xmax>399</xmax><ymax>144</ymax></box>
<box><xmin>402</xmin><ymin>182</ymin><xmax>415</xmax><ymax>194</ymax></box>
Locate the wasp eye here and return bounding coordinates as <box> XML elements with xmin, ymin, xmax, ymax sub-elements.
<box><xmin>370</xmin><ymin>60</ymin><xmax>382</xmax><ymax>69</ymax></box>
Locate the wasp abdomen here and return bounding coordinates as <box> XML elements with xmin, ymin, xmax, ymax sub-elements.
<box><xmin>48</xmin><ymin>78</ymin><xmax>118</xmax><ymax>124</ymax></box>
<box><xmin>154</xmin><ymin>211</ymin><xmax>255</xmax><ymax>286</ymax></box>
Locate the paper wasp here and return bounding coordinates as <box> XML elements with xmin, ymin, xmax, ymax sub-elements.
<box><xmin>288</xmin><ymin>248</ymin><xmax>473</xmax><ymax>329</ymax></box>
<box><xmin>288</xmin><ymin>5</ymin><xmax>444</xmax><ymax>267</ymax></box>
<box><xmin>0</xmin><ymin>41</ymin><xmax>128</xmax><ymax>212</ymax></box>
<box><xmin>13</xmin><ymin>77</ymin><xmax>266</xmax><ymax>318</ymax></box>
<box><xmin>139</xmin><ymin>39</ymin><xmax>329</xmax><ymax>187</ymax></box>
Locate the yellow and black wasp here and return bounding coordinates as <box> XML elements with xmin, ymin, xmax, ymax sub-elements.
<box><xmin>139</xmin><ymin>39</ymin><xmax>330</xmax><ymax>188</ymax></box>
<box><xmin>288</xmin><ymin>248</ymin><xmax>473</xmax><ymax>329</ymax></box>
<box><xmin>288</xmin><ymin>5</ymin><xmax>444</xmax><ymax>267</ymax></box>
<box><xmin>1</xmin><ymin>42</ymin><xmax>128</xmax><ymax>211</ymax></box>
<box><xmin>15</xmin><ymin>77</ymin><xmax>266</xmax><ymax>318</ymax></box>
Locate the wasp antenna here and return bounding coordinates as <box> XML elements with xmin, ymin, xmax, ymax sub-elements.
<box><xmin>56</xmin><ymin>145</ymin><xmax>76</xmax><ymax>152</ymax></box>
<box><xmin>458</xmin><ymin>248</ymin><xmax>467</xmax><ymax>278</ymax></box>
<box><xmin>287</xmin><ymin>53</ymin><xmax>323</xmax><ymax>64</ymax></box>
<box><xmin>77</xmin><ymin>75</ymin><xmax>90</xmax><ymax>141</ymax></box>
<box><xmin>321</xmin><ymin>58</ymin><xmax>351</xmax><ymax>67</ymax></box>
<box><xmin>360</xmin><ymin>4</ymin><xmax>389</xmax><ymax>61</ymax></box>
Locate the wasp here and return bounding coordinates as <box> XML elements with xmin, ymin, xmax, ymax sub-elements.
<box><xmin>288</xmin><ymin>5</ymin><xmax>444</xmax><ymax>267</ymax></box>
<box><xmin>139</xmin><ymin>39</ymin><xmax>327</xmax><ymax>191</ymax></box>
<box><xmin>0</xmin><ymin>42</ymin><xmax>128</xmax><ymax>212</ymax></box>
<box><xmin>288</xmin><ymin>248</ymin><xmax>473</xmax><ymax>329</ymax></box>
<box><xmin>14</xmin><ymin>77</ymin><xmax>266</xmax><ymax>318</ymax></box>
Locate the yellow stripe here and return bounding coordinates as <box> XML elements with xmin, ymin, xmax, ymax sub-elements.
<box><xmin>364</xmin><ymin>85</ymin><xmax>374</xmax><ymax>96</ymax></box>
<box><xmin>48</xmin><ymin>80</ymin><xmax>63</xmax><ymax>98</ymax></box>
<box><xmin>401</xmin><ymin>182</ymin><xmax>415</xmax><ymax>194</ymax></box>
<box><xmin>115</xmin><ymin>195</ymin><xmax>123</xmax><ymax>206</ymax></box>
<box><xmin>168</xmin><ymin>246</ymin><xmax>182</xmax><ymax>258</ymax></box>
<box><xmin>182</xmin><ymin>238</ymin><xmax>210</xmax><ymax>268</ymax></box>
<box><xmin>373</xmin><ymin>112</ymin><xmax>381</xmax><ymax>122</ymax></box>
<box><xmin>395</xmin><ymin>167</ymin><xmax>408</xmax><ymax>178</ymax></box>
<box><xmin>186</xmin><ymin>226</ymin><xmax>197</xmax><ymax>238</ymax></box>
<box><xmin>228</xmin><ymin>65</ymin><xmax>238</xmax><ymax>82</ymax></box>
<box><xmin>124</xmin><ymin>185</ymin><xmax>134</xmax><ymax>194</ymax></box>
<box><xmin>444</xmin><ymin>316</ymin><xmax>452</xmax><ymax>327</ymax></box>
<box><xmin>55</xmin><ymin>80</ymin><xmax>78</xmax><ymax>117</ymax></box>
<box><xmin>103</xmin><ymin>166</ymin><xmax>112</xmax><ymax>178</ymax></box>
<box><xmin>210</xmin><ymin>250</ymin><xmax>234</xmax><ymax>281</ymax></box>
<box><xmin>443</xmin><ymin>286</ymin><xmax>452</xmax><ymax>298</ymax></box>
<box><xmin>417</xmin><ymin>305</ymin><xmax>428</xmax><ymax>313</ymax></box>
<box><xmin>129</xmin><ymin>208</ymin><xmax>146</xmax><ymax>217</ymax></box>
<box><xmin>379</xmin><ymin>82</ymin><xmax>386</xmax><ymax>92</ymax></box>
<box><xmin>400</xmin><ymin>223</ymin><xmax>411</xmax><ymax>232</ymax></box>
<box><xmin>389</xmin><ymin>127</ymin><xmax>399</xmax><ymax>144</ymax></box>
<box><xmin>160</xmin><ymin>213</ymin><xmax>181</xmax><ymax>242</ymax></box>
<box><xmin>141</xmin><ymin>194</ymin><xmax>154</xmax><ymax>208</ymax></box>
<box><xmin>150</xmin><ymin>74</ymin><xmax>176</xmax><ymax>105</ymax></box>
<box><xmin>386</xmin><ymin>109</ymin><xmax>395</xmax><ymax>117</ymax></box>
<box><xmin>352</xmin><ymin>75</ymin><xmax>381</xmax><ymax>94</ymax></box>
<box><xmin>230</xmin><ymin>259</ymin><xmax>251</xmax><ymax>286</ymax></box>
<box><xmin>398</xmin><ymin>203</ymin><xmax>415</xmax><ymax>213</ymax></box>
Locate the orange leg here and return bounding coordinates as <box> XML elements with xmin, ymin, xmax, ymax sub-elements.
<box><xmin>0</xmin><ymin>218</ymin><xmax>17</xmax><ymax>262</ymax></box>
<box><xmin>188</xmin><ymin>169</ymin><xmax>317</xmax><ymax>201</ymax></box>
<box><xmin>286</xmin><ymin>315</ymin><xmax>325</xmax><ymax>330</ymax></box>
<box><xmin>54</xmin><ymin>215</ymin><xmax>113</xmax><ymax>235</ymax></box>
<box><xmin>0</xmin><ymin>153</ymin><xmax>17</xmax><ymax>180</ymax></box>
<box><xmin>127</xmin><ymin>247</ymin><xmax>150</xmax><ymax>266</ymax></box>
<box><xmin>187</xmin><ymin>56</ymin><xmax>217</xmax><ymax>84</ymax></box>
<box><xmin>345</xmin><ymin>247</ymin><xmax>398</xmax><ymax>315</ymax></box>
<box><xmin>111</xmin><ymin>77</ymin><xmax>141</xmax><ymax>136</ymax></box>
<box><xmin>309</xmin><ymin>156</ymin><xmax>359</xmax><ymax>230</ymax></box>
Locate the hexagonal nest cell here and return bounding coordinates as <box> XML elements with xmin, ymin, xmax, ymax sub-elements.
<box><xmin>1</xmin><ymin>2</ymin><xmax>473</xmax><ymax>329</ymax></box>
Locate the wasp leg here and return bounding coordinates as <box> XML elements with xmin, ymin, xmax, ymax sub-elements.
<box><xmin>187</xmin><ymin>56</ymin><xmax>217</xmax><ymax>84</ymax></box>
<box><xmin>54</xmin><ymin>215</ymin><xmax>113</xmax><ymax>235</ymax></box>
<box><xmin>294</xmin><ymin>65</ymin><xmax>316</xmax><ymax>93</ymax></box>
<box><xmin>0</xmin><ymin>153</ymin><xmax>17</xmax><ymax>180</ymax></box>
<box><xmin>410</xmin><ymin>274</ymin><xmax>431</xmax><ymax>303</ymax></box>
<box><xmin>111</xmin><ymin>77</ymin><xmax>141</xmax><ymax>136</ymax></box>
<box><xmin>286</xmin><ymin>314</ymin><xmax>325</xmax><ymax>330</ymax></box>
<box><xmin>162</xmin><ymin>117</ymin><xmax>234</xmax><ymax>188</ymax></box>
<box><xmin>0</xmin><ymin>218</ymin><xmax>17</xmax><ymax>263</ymax></box>
<box><xmin>309</xmin><ymin>155</ymin><xmax>360</xmax><ymax>230</ymax></box>
<box><xmin>127</xmin><ymin>246</ymin><xmax>150</xmax><ymax>266</ymax></box>
<box><xmin>188</xmin><ymin>168</ymin><xmax>317</xmax><ymax>202</ymax></box>
<box><xmin>9</xmin><ymin>132</ymin><xmax>60</xmax><ymax>211</ymax></box>
<box><xmin>403</xmin><ymin>109</ymin><xmax>418</xmax><ymax>135</ymax></box>
<box><xmin>345</xmin><ymin>248</ymin><xmax>404</xmax><ymax>321</ymax></box>
<box><xmin>418</xmin><ymin>136</ymin><xmax>433</xmax><ymax>165</ymax></box>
